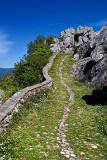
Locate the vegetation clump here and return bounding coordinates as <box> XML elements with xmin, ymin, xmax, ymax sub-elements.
<box><xmin>0</xmin><ymin>35</ymin><xmax>55</xmax><ymax>102</ymax></box>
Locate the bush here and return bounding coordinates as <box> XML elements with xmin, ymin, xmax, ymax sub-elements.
<box><xmin>14</xmin><ymin>62</ymin><xmax>41</xmax><ymax>88</ymax></box>
<box><xmin>14</xmin><ymin>43</ymin><xmax>52</xmax><ymax>88</ymax></box>
<box><xmin>27</xmin><ymin>35</ymin><xmax>45</xmax><ymax>54</ymax></box>
<box><xmin>46</xmin><ymin>35</ymin><xmax>55</xmax><ymax>46</ymax></box>
<box><xmin>0</xmin><ymin>34</ymin><xmax>54</xmax><ymax>101</ymax></box>
<box><xmin>31</xmin><ymin>43</ymin><xmax>52</xmax><ymax>62</ymax></box>
<box><xmin>0</xmin><ymin>73</ymin><xmax>18</xmax><ymax>91</ymax></box>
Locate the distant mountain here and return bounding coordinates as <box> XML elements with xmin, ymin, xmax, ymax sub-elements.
<box><xmin>0</xmin><ymin>68</ymin><xmax>14</xmax><ymax>77</ymax></box>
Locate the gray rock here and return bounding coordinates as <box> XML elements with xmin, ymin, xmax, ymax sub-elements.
<box><xmin>51</xmin><ymin>27</ymin><xmax>75</xmax><ymax>53</ymax></box>
<box><xmin>50</xmin><ymin>38</ymin><xmax>61</xmax><ymax>53</ymax></box>
<box><xmin>91</xmin><ymin>26</ymin><xmax>107</xmax><ymax>62</ymax></box>
<box><xmin>72</xmin><ymin>26</ymin><xmax>107</xmax><ymax>89</ymax></box>
<box><xmin>88</xmin><ymin>57</ymin><xmax>107</xmax><ymax>88</ymax></box>
<box><xmin>51</xmin><ymin>25</ymin><xmax>107</xmax><ymax>90</ymax></box>
<box><xmin>74</xmin><ymin>26</ymin><xmax>96</xmax><ymax>59</ymax></box>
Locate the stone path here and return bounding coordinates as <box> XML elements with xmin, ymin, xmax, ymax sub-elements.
<box><xmin>57</xmin><ymin>56</ymin><xmax>79</xmax><ymax>160</ymax></box>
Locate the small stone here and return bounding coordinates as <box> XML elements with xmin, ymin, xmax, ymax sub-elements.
<box><xmin>62</xmin><ymin>134</ymin><xmax>66</xmax><ymax>138</ymax></box>
<box><xmin>20</xmin><ymin>98</ymin><xmax>24</xmax><ymax>103</ymax></box>
<box><xmin>57</xmin><ymin>137</ymin><xmax>60</xmax><ymax>140</ymax></box>
<box><xmin>15</xmin><ymin>107</ymin><xmax>18</xmax><ymax>112</ymax></box>
<box><xmin>3</xmin><ymin>124</ymin><xmax>9</xmax><ymax>127</ymax></box>
<box><xmin>46</xmin><ymin>142</ymin><xmax>49</xmax><ymax>144</ymax></box>
<box><xmin>71</xmin><ymin>154</ymin><xmax>76</xmax><ymax>157</ymax></box>
<box><xmin>61</xmin><ymin>151</ymin><xmax>65</xmax><ymax>155</ymax></box>
<box><xmin>51</xmin><ymin>133</ymin><xmax>54</xmax><ymax>135</ymax></box>
<box><xmin>80</xmin><ymin>152</ymin><xmax>85</xmax><ymax>155</ymax></box>
<box><xmin>66</xmin><ymin>108</ymin><xmax>70</xmax><ymax>112</ymax></box>
<box><xmin>73</xmin><ymin>54</ymin><xmax>79</xmax><ymax>60</ymax></box>
<box><xmin>65</xmin><ymin>154</ymin><xmax>70</xmax><ymax>158</ymax></box>
<box><xmin>41</xmin><ymin>126</ymin><xmax>45</xmax><ymax>128</ymax></box>
<box><xmin>65</xmin><ymin>142</ymin><xmax>70</xmax><ymax>146</ymax></box>
<box><xmin>4</xmin><ymin>116</ymin><xmax>10</xmax><ymax>123</ymax></box>
<box><xmin>95</xmin><ymin>133</ymin><xmax>100</xmax><ymax>136</ymax></box>
<box><xmin>92</xmin><ymin>145</ymin><xmax>97</xmax><ymax>148</ymax></box>
<box><xmin>65</xmin><ymin>150</ymin><xmax>70</xmax><ymax>155</ymax></box>
<box><xmin>36</xmin><ymin>134</ymin><xmax>40</xmax><ymax>138</ymax></box>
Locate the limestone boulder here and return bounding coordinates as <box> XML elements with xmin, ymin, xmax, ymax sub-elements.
<box><xmin>51</xmin><ymin>27</ymin><xmax>75</xmax><ymax>53</ymax></box>
<box><xmin>89</xmin><ymin>57</ymin><xmax>107</xmax><ymax>88</ymax></box>
<box><xmin>74</xmin><ymin>26</ymin><xmax>96</xmax><ymax>59</ymax></box>
<box><xmin>73</xmin><ymin>26</ymin><xmax>107</xmax><ymax>89</ymax></box>
<box><xmin>50</xmin><ymin>38</ymin><xmax>61</xmax><ymax>53</ymax></box>
<box><xmin>90</xmin><ymin>26</ymin><xmax>107</xmax><ymax>62</ymax></box>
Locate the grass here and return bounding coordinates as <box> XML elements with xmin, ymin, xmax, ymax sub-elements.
<box><xmin>0</xmin><ymin>53</ymin><xmax>107</xmax><ymax>160</ymax></box>
<box><xmin>62</xmin><ymin>55</ymin><xmax>107</xmax><ymax>160</ymax></box>
<box><xmin>0</xmin><ymin>54</ymin><xmax>69</xmax><ymax>160</ymax></box>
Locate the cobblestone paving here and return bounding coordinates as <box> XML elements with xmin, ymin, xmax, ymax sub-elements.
<box><xmin>57</xmin><ymin>56</ymin><xmax>79</xmax><ymax>160</ymax></box>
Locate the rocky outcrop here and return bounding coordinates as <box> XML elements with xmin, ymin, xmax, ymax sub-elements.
<box><xmin>51</xmin><ymin>27</ymin><xmax>75</xmax><ymax>53</ymax></box>
<box><xmin>72</xmin><ymin>26</ymin><xmax>107</xmax><ymax>89</ymax></box>
<box><xmin>89</xmin><ymin>57</ymin><xmax>107</xmax><ymax>88</ymax></box>
<box><xmin>71</xmin><ymin>57</ymin><xmax>92</xmax><ymax>77</ymax></box>
<box><xmin>51</xmin><ymin>25</ymin><xmax>107</xmax><ymax>89</ymax></box>
<box><xmin>74</xmin><ymin>26</ymin><xmax>96</xmax><ymax>59</ymax></box>
<box><xmin>90</xmin><ymin>26</ymin><xmax>107</xmax><ymax>62</ymax></box>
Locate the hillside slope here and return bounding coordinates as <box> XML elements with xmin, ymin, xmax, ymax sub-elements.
<box><xmin>0</xmin><ymin>53</ymin><xmax>106</xmax><ymax>160</ymax></box>
<box><xmin>0</xmin><ymin>68</ymin><xmax>14</xmax><ymax>77</ymax></box>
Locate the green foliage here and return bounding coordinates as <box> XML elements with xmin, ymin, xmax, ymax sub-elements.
<box><xmin>0</xmin><ymin>73</ymin><xmax>18</xmax><ymax>91</ymax></box>
<box><xmin>0</xmin><ymin>73</ymin><xmax>21</xmax><ymax>102</ymax></box>
<box><xmin>27</xmin><ymin>34</ymin><xmax>45</xmax><ymax>54</ymax></box>
<box><xmin>14</xmin><ymin>43</ymin><xmax>52</xmax><ymax>88</ymax></box>
<box><xmin>0</xmin><ymin>34</ymin><xmax>53</xmax><ymax>102</ymax></box>
<box><xmin>14</xmin><ymin>61</ymin><xmax>41</xmax><ymax>88</ymax></box>
<box><xmin>28</xmin><ymin>55</ymin><xmax>47</xmax><ymax>70</ymax></box>
<box><xmin>31</xmin><ymin>43</ymin><xmax>52</xmax><ymax>62</ymax></box>
<box><xmin>34</xmin><ymin>34</ymin><xmax>45</xmax><ymax>46</ymax></box>
<box><xmin>46</xmin><ymin>35</ymin><xmax>55</xmax><ymax>46</ymax></box>
<box><xmin>27</xmin><ymin>41</ymin><xmax>34</xmax><ymax>55</ymax></box>
<box><xmin>27</xmin><ymin>34</ymin><xmax>55</xmax><ymax>54</ymax></box>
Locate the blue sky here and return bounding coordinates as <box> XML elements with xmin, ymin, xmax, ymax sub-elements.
<box><xmin>0</xmin><ymin>0</ymin><xmax>107</xmax><ymax>68</ymax></box>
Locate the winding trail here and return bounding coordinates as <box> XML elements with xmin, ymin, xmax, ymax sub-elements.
<box><xmin>57</xmin><ymin>56</ymin><xmax>79</xmax><ymax>160</ymax></box>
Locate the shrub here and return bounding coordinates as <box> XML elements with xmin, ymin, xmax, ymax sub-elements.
<box><xmin>46</xmin><ymin>35</ymin><xmax>55</xmax><ymax>46</ymax></box>
<box><xmin>0</xmin><ymin>73</ymin><xmax>18</xmax><ymax>91</ymax></box>
<box><xmin>31</xmin><ymin>43</ymin><xmax>52</xmax><ymax>62</ymax></box>
<box><xmin>27</xmin><ymin>34</ymin><xmax>45</xmax><ymax>54</ymax></box>
<box><xmin>14</xmin><ymin>62</ymin><xmax>41</xmax><ymax>88</ymax></box>
<box><xmin>14</xmin><ymin>43</ymin><xmax>52</xmax><ymax>88</ymax></box>
<box><xmin>0</xmin><ymin>34</ymin><xmax>54</xmax><ymax>101</ymax></box>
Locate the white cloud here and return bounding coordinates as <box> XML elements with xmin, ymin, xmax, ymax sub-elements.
<box><xmin>90</xmin><ymin>19</ymin><xmax>107</xmax><ymax>27</ymax></box>
<box><xmin>0</xmin><ymin>30</ymin><xmax>13</xmax><ymax>55</ymax></box>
